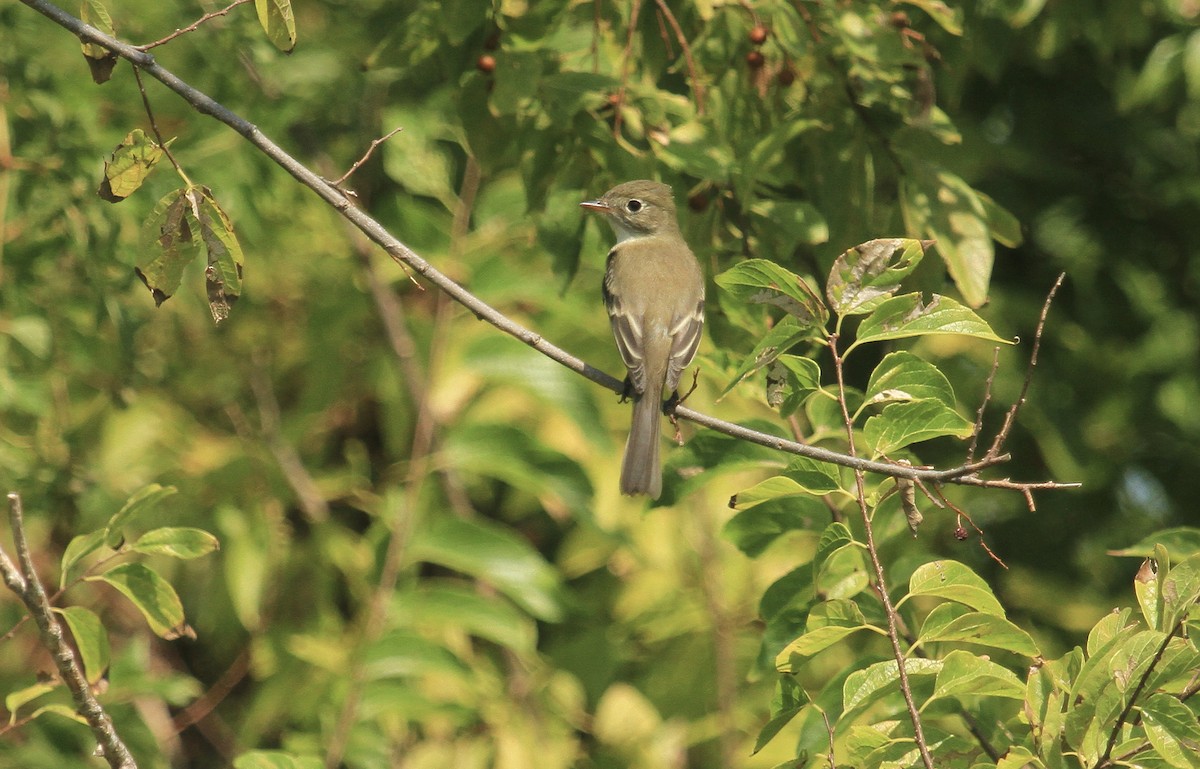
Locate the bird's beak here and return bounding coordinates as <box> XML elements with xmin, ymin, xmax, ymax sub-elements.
<box><xmin>579</xmin><ymin>199</ymin><xmax>611</xmax><ymax>213</ymax></box>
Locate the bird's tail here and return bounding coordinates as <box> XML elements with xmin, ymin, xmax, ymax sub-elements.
<box><xmin>621</xmin><ymin>389</ymin><xmax>662</xmax><ymax>499</ymax></box>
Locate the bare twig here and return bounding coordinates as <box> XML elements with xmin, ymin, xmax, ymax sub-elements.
<box><xmin>132</xmin><ymin>66</ymin><xmax>187</xmax><ymax>181</ymax></box>
<box><xmin>0</xmin><ymin>493</ymin><xmax>138</xmax><ymax>769</ymax></box>
<box><xmin>986</xmin><ymin>273</ymin><xmax>1065</xmax><ymax>459</ymax></box>
<box><xmin>829</xmin><ymin>334</ymin><xmax>934</xmax><ymax>769</ymax></box>
<box><xmin>933</xmin><ymin>489</ymin><xmax>1008</xmax><ymax>569</ymax></box>
<box><xmin>613</xmin><ymin>0</ymin><xmax>643</xmax><ymax>137</ymax></box>
<box><xmin>248</xmin><ymin>363</ymin><xmax>330</xmax><ymax>522</ymax></box>
<box><xmin>966</xmin><ymin>347</ymin><xmax>1001</xmax><ymax>464</ymax></box>
<box><xmin>650</xmin><ymin>0</ymin><xmax>706</xmax><ymax>114</ymax></box>
<box><xmin>328</xmin><ymin>125</ymin><xmax>404</xmax><ymax>188</ymax></box>
<box><xmin>135</xmin><ymin>0</ymin><xmax>254</xmax><ymax>51</ymax></box>
<box><xmin>17</xmin><ymin>0</ymin><xmax>1076</xmax><ymax>494</ymax></box>
<box><xmin>171</xmin><ymin>647</ymin><xmax>251</xmax><ymax>733</ymax></box>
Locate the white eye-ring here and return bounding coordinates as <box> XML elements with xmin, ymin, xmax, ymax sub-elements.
<box><xmin>626</xmin><ymin>199</ymin><xmax>643</xmax><ymax>213</ymax></box>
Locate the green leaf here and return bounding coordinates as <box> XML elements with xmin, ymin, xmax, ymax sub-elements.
<box><xmin>929</xmin><ymin>649</ymin><xmax>1025</xmax><ymax>703</ymax></box>
<box><xmin>233</xmin><ymin>751</ymin><xmax>323</xmax><ymax>769</ymax></box>
<box><xmin>898</xmin><ymin>0</ymin><xmax>964</xmax><ymax>35</ymax></box>
<box><xmin>254</xmin><ymin>0</ymin><xmax>297</xmax><ymax>52</ymax></box>
<box><xmin>852</xmin><ymin>293</ymin><xmax>1010</xmax><ymax>349</ymax></box>
<box><xmin>826</xmin><ymin>238</ymin><xmax>928</xmax><ymax>316</ymax></box>
<box><xmin>409</xmin><ymin>515</ymin><xmax>566</xmax><ymax>622</ymax></box>
<box><xmin>722</xmin><ymin>496</ymin><xmax>828</xmax><ymax>557</ymax></box>
<box><xmin>79</xmin><ymin>0</ymin><xmax>118</xmax><ymax>82</ymax></box>
<box><xmin>721</xmin><ymin>316</ymin><xmax>822</xmax><ymax>398</ymax></box>
<box><xmin>98</xmin><ymin>129</ymin><xmax>165</xmax><ymax>202</ymax></box>
<box><xmin>392</xmin><ymin>581</ymin><xmax>537</xmax><ymax>656</ymax></box>
<box><xmin>863</xmin><ymin>351</ymin><xmax>955</xmax><ymax>409</ymax></box>
<box><xmin>900</xmin><ymin>169</ymin><xmax>999</xmax><ymax>307</ymax></box>
<box><xmin>1161</xmin><ymin>552</ymin><xmax>1200</xmax><ymax>629</ymax></box>
<box><xmin>6</xmin><ymin>682</ymin><xmax>56</xmax><ymax>720</ymax></box>
<box><xmin>907</xmin><ymin>560</ymin><xmax>1005</xmax><ymax>616</ymax></box>
<box><xmin>130</xmin><ymin>527</ymin><xmax>220</xmax><ymax>559</ymax></box>
<box><xmin>752</xmin><ymin>676</ymin><xmax>808</xmax><ymax>754</ymax></box>
<box><xmin>362</xmin><ymin>630</ymin><xmax>469</xmax><ymax>680</ymax></box>
<box><xmin>55</xmin><ymin>606</ymin><xmax>109</xmax><ymax>684</ymax></box>
<box><xmin>1141</xmin><ymin>693</ymin><xmax>1200</xmax><ymax>769</ymax></box>
<box><xmin>59</xmin><ymin>529</ymin><xmax>107</xmax><ymax>589</ymax></box>
<box><xmin>765</xmin><ymin>354</ymin><xmax>821</xmax><ymax>415</ymax></box>
<box><xmin>729</xmin><ymin>467</ymin><xmax>840</xmax><ymax>512</ymax></box>
<box><xmin>716</xmin><ymin>259</ymin><xmax>829</xmax><ymax>327</ymax></box>
<box><xmin>104</xmin><ymin>483</ymin><xmax>178</xmax><ymax>549</ymax></box>
<box><xmin>916</xmin><ymin>603</ymin><xmax>1040</xmax><ymax>656</ymax></box>
<box><xmin>138</xmin><ymin>189</ymin><xmax>201</xmax><ymax>307</ymax></box>
<box><xmin>89</xmin><ymin>562</ymin><xmax>193</xmax><ymax>640</ymax></box>
<box><xmin>1108</xmin><ymin>527</ymin><xmax>1200</xmax><ymax>559</ymax></box>
<box><xmin>1134</xmin><ymin>556</ymin><xmax>1161</xmax><ymax>631</ymax></box>
<box><xmin>776</xmin><ymin>599</ymin><xmax>871</xmax><ymax>668</ymax></box>
<box><xmin>192</xmin><ymin>187</ymin><xmax>245</xmax><ymax>324</ymax></box>
<box><xmin>863</xmin><ymin>400</ymin><xmax>974</xmax><ymax>456</ymax></box>
<box><xmin>842</xmin><ymin>657</ymin><xmax>943</xmax><ymax>718</ymax></box>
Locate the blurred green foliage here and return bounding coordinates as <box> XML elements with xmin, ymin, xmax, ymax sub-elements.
<box><xmin>2</xmin><ymin>0</ymin><xmax>1199</xmax><ymax>767</ymax></box>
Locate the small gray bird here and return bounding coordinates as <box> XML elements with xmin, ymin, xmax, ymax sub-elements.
<box><xmin>581</xmin><ymin>181</ymin><xmax>705</xmax><ymax>499</ymax></box>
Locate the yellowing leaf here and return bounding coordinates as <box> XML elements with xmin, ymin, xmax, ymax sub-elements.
<box><xmin>255</xmin><ymin>0</ymin><xmax>297</xmax><ymax>52</ymax></box>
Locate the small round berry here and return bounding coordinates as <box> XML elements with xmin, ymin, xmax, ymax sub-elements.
<box><xmin>746</xmin><ymin>50</ymin><xmax>765</xmax><ymax>69</ymax></box>
<box><xmin>749</xmin><ymin>26</ymin><xmax>768</xmax><ymax>45</ymax></box>
<box><xmin>476</xmin><ymin>54</ymin><xmax>496</xmax><ymax>74</ymax></box>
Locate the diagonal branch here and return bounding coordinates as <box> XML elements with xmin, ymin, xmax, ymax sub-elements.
<box><xmin>1</xmin><ymin>493</ymin><xmax>138</xmax><ymax>769</ymax></box>
<box><xmin>17</xmin><ymin>0</ymin><xmax>1076</xmax><ymax>493</ymax></box>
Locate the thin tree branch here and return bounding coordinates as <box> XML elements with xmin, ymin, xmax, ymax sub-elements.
<box><xmin>135</xmin><ymin>0</ymin><xmax>254</xmax><ymax>51</ymax></box>
<box><xmin>1</xmin><ymin>493</ymin><xmax>138</xmax><ymax>769</ymax></box>
<box><xmin>328</xmin><ymin>125</ymin><xmax>403</xmax><ymax>189</ymax></box>
<box><xmin>986</xmin><ymin>273</ymin><xmax>1065</xmax><ymax>459</ymax></box>
<box><xmin>650</xmin><ymin>0</ymin><xmax>706</xmax><ymax>114</ymax></box>
<box><xmin>17</xmin><ymin>0</ymin><xmax>1076</xmax><ymax>494</ymax></box>
<box><xmin>829</xmin><ymin>335</ymin><xmax>934</xmax><ymax>769</ymax></box>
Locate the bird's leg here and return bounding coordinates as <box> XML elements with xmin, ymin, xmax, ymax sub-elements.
<box><xmin>663</xmin><ymin>390</ymin><xmax>684</xmax><ymax>445</ymax></box>
<box><xmin>618</xmin><ymin>375</ymin><xmax>634</xmax><ymax>403</ymax></box>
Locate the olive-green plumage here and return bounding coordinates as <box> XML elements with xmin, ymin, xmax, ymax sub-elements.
<box><xmin>581</xmin><ymin>181</ymin><xmax>705</xmax><ymax>499</ymax></box>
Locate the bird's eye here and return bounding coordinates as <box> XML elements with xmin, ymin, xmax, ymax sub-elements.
<box><xmin>626</xmin><ymin>199</ymin><xmax>643</xmax><ymax>213</ymax></box>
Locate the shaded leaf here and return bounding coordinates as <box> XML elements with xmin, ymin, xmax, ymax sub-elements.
<box><xmin>130</xmin><ymin>527</ymin><xmax>220</xmax><ymax>559</ymax></box>
<box><xmin>765</xmin><ymin>354</ymin><xmax>821</xmax><ymax>414</ymax></box>
<box><xmin>255</xmin><ymin>0</ymin><xmax>297</xmax><ymax>52</ymax></box>
<box><xmin>409</xmin><ymin>515</ymin><xmax>566</xmax><ymax>622</ymax></box>
<box><xmin>89</xmin><ymin>562</ymin><xmax>194</xmax><ymax>639</ymax></box>
<box><xmin>908</xmin><ymin>560</ymin><xmax>1005</xmax><ymax>616</ymax></box>
<box><xmin>55</xmin><ymin>606</ymin><xmax>109</xmax><ymax>684</ymax></box>
<box><xmin>98</xmin><ymin>129</ymin><xmax>165</xmax><ymax>202</ymax></box>
<box><xmin>752</xmin><ymin>676</ymin><xmax>808</xmax><ymax>754</ymax></box>
<box><xmin>393</xmin><ymin>581</ymin><xmax>538</xmax><ymax>657</ymax></box>
<box><xmin>192</xmin><ymin>187</ymin><xmax>245</xmax><ymax>324</ymax></box>
<box><xmin>234</xmin><ymin>752</ymin><xmax>323</xmax><ymax>769</ymax></box>
<box><xmin>723</xmin><ymin>495</ymin><xmax>828</xmax><ymax>557</ymax></box>
<box><xmin>826</xmin><ymin>238</ymin><xmax>928</xmax><ymax>316</ymax></box>
<box><xmin>5</xmin><ymin>682</ymin><xmax>56</xmax><ymax>719</ymax></box>
<box><xmin>59</xmin><ymin>529</ymin><xmax>107</xmax><ymax>589</ymax></box>
<box><xmin>138</xmin><ymin>188</ymin><xmax>200</xmax><ymax>306</ymax></box>
<box><xmin>1108</xmin><ymin>528</ymin><xmax>1200</xmax><ymax>559</ymax></box>
<box><xmin>721</xmin><ymin>316</ymin><xmax>822</xmax><ymax>398</ymax></box>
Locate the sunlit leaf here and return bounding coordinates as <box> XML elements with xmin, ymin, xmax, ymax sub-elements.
<box><xmin>1160</xmin><ymin>552</ymin><xmax>1200</xmax><ymax>629</ymax></box>
<box><xmin>60</xmin><ymin>529</ymin><xmax>107</xmax><ymax>589</ymax></box>
<box><xmin>79</xmin><ymin>0</ymin><xmax>118</xmax><ymax>82</ymax></box>
<box><xmin>255</xmin><ymin>0</ymin><xmax>297</xmax><ymax>52</ymax></box>
<box><xmin>5</xmin><ymin>682</ymin><xmax>56</xmax><ymax>720</ymax></box>
<box><xmin>55</xmin><ymin>606</ymin><xmax>109</xmax><ymax>684</ymax></box>
<box><xmin>98</xmin><ymin>129</ymin><xmax>166</xmax><ymax>202</ymax></box>
<box><xmin>776</xmin><ymin>599</ymin><xmax>872</xmax><ymax>669</ymax></box>
<box><xmin>842</xmin><ymin>657</ymin><xmax>943</xmax><ymax>717</ymax></box>
<box><xmin>1141</xmin><ymin>693</ymin><xmax>1200</xmax><ymax>769</ymax></box>
<box><xmin>234</xmin><ymin>751</ymin><xmax>323</xmax><ymax>769</ymax></box>
<box><xmin>852</xmin><ymin>293</ymin><xmax>1010</xmax><ymax>350</ymax></box>
<box><xmin>130</xmin><ymin>527</ymin><xmax>220</xmax><ymax>559</ymax></box>
<box><xmin>863</xmin><ymin>351</ymin><xmax>955</xmax><ymax>409</ymax></box>
<box><xmin>104</xmin><ymin>483</ymin><xmax>178</xmax><ymax>549</ymax></box>
<box><xmin>1108</xmin><ymin>528</ymin><xmax>1200</xmax><ymax>559</ymax></box>
<box><xmin>863</xmin><ymin>400</ymin><xmax>973</xmax><ymax>456</ymax></box>
<box><xmin>907</xmin><ymin>560</ymin><xmax>1005</xmax><ymax>616</ymax></box>
<box><xmin>916</xmin><ymin>603</ymin><xmax>1040</xmax><ymax>656</ymax></box>
<box><xmin>826</xmin><ymin>238</ymin><xmax>927</xmax><ymax>316</ymax></box>
<box><xmin>89</xmin><ymin>562</ymin><xmax>194</xmax><ymax>640</ymax></box>
<box><xmin>929</xmin><ymin>649</ymin><xmax>1024</xmax><ymax>702</ymax></box>
<box><xmin>716</xmin><ymin>259</ymin><xmax>829</xmax><ymax>327</ymax></box>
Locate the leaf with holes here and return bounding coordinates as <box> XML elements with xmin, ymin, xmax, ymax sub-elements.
<box><xmin>98</xmin><ymin>129</ymin><xmax>167</xmax><ymax>202</ymax></box>
<box><xmin>716</xmin><ymin>260</ymin><xmax>828</xmax><ymax>327</ymax></box>
<box><xmin>192</xmin><ymin>187</ymin><xmax>245</xmax><ymax>323</ymax></box>
<box><xmin>826</xmin><ymin>238</ymin><xmax>928</xmax><ymax>316</ymax></box>
<box><xmin>852</xmin><ymin>293</ymin><xmax>1009</xmax><ymax>351</ymax></box>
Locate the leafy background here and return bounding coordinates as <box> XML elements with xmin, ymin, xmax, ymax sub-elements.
<box><xmin>1</xmin><ymin>0</ymin><xmax>1198</xmax><ymax>767</ymax></box>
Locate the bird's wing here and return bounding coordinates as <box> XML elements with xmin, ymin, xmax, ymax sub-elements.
<box><xmin>665</xmin><ymin>297</ymin><xmax>705</xmax><ymax>393</ymax></box>
<box><xmin>603</xmin><ymin>259</ymin><xmax>647</xmax><ymax>393</ymax></box>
